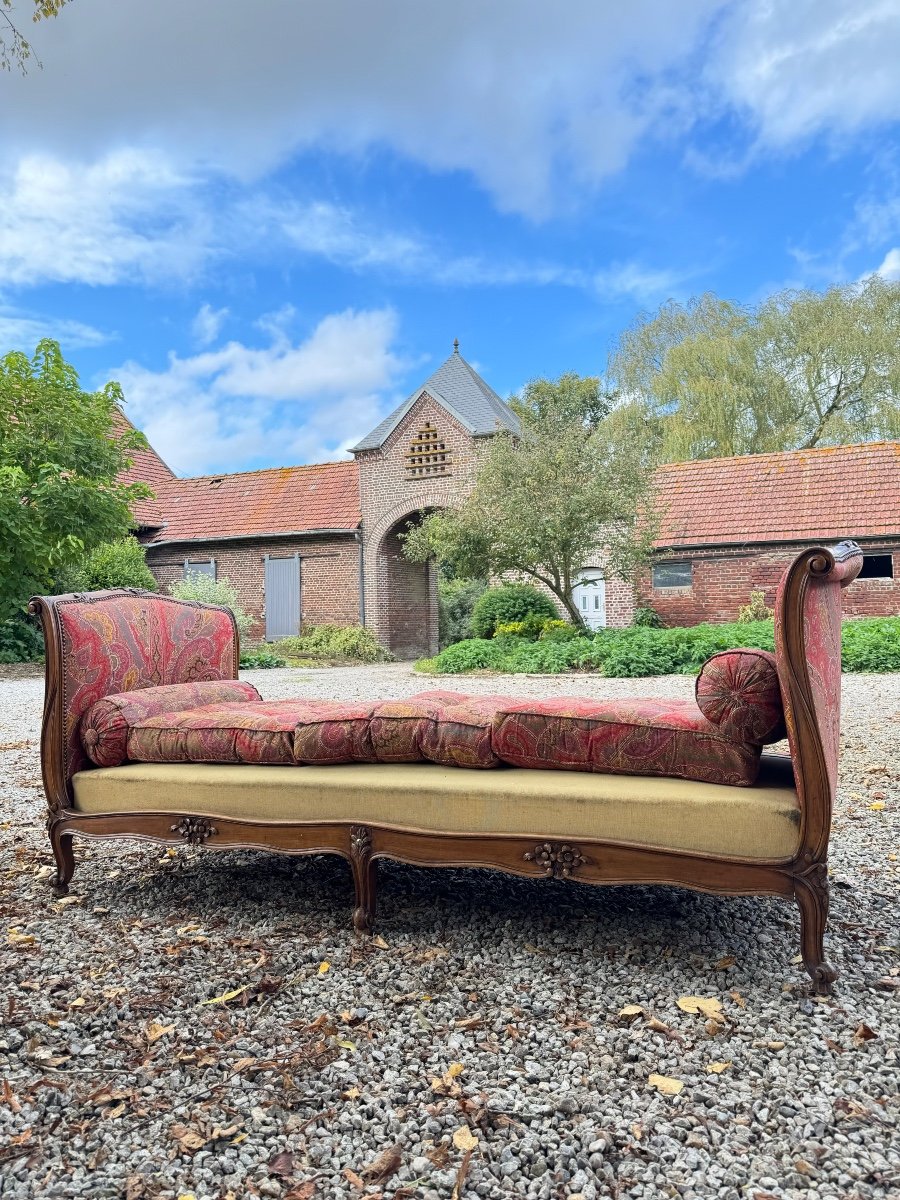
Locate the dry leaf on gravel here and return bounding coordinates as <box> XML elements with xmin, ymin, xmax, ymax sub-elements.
<box><xmin>853</xmin><ymin>1023</ymin><xmax>878</xmax><ymax>1043</ymax></box>
<box><xmin>199</xmin><ymin>984</ymin><xmax>250</xmax><ymax>1006</ymax></box>
<box><xmin>169</xmin><ymin>1124</ymin><xmax>206</xmax><ymax>1152</ymax></box>
<box><xmin>7</xmin><ymin>928</ymin><xmax>35</xmax><ymax>946</ymax></box>
<box><xmin>283</xmin><ymin>1185</ymin><xmax>317</xmax><ymax>1200</ymax></box>
<box><xmin>648</xmin><ymin>1074</ymin><xmax>684</xmax><ymax>1095</ymax></box>
<box><xmin>269</xmin><ymin>1151</ymin><xmax>296</xmax><ymax>1176</ymax></box>
<box><xmin>359</xmin><ymin>1144</ymin><xmax>402</xmax><ymax>1184</ymax></box>
<box><xmin>145</xmin><ymin>1021</ymin><xmax>174</xmax><ymax>1043</ymax></box>
<box><xmin>706</xmin><ymin>1061</ymin><xmax>732</xmax><ymax>1074</ymax></box>
<box><xmin>452</xmin><ymin>1126</ymin><xmax>479</xmax><ymax>1151</ymax></box>
<box><xmin>714</xmin><ymin>956</ymin><xmax>736</xmax><ymax>969</ymax></box>
<box><xmin>618</xmin><ymin>1004</ymin><xmax>644</xmax><ymax>1020</ymax></box>
<box><xmin>677</xmin><ymin>995</ymin><xmax>724</xmax><ymax>1020</ymax></box>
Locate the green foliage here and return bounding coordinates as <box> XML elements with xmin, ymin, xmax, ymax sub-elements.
<box><xmin>69</xmin><ymin>538</ymin><xmax>157</xmax><ymax>592</ymax></box>
<box><xmin>273</xmin><ymin>625</ymin><xmax>392</xmax><ymax>663</ymax></box>
<box><xmin>494</xmin><ymin>616</ymin><xmax>580</xmax><ymax>642</ymax></box>
<box><xmin>1</xmin><ymin>0</ymin><xmax>70</xmax><ymax>72</ymax></box>
<box><xmin>0</xmin><ymin>340</ymin><xmax>151</xmax><ymax>622</ymax></box>
<box><xmin>841</xmin><ymin>617</ymin><xmax>900</xmax><ymax>672</ymax></box>
<box><xmin>0</xmin><ymin>616</ymin><xmax>44</xmax><ymax>663</ymax></box>
<box><xmin>168</xmin><ymin>574</ymin><xmax>254</xmax><ymax>640</ymax></box>
<box><xmin>633</xmin><ymin>605</ymin><xmax>663</xmax><ymax>628</ymax></box>
<box><xmin>609</xmin><ymin>279</ymin><xmax>900</xmax><ymax>461</ymax></box>
<box><xmin>471</xmin><ymin>584</ymin><xmax>557</xmax><ymax>638</ymax></box>
<box><xmin>402</xmin><ymin>372</ymin><xmax>657</xmax><ymax>627</ymax></box>
<box><xmin>239</xmin><ymin>648</ymin><xmax>287</xmax><ymax>669</ymax></box>
<box><xmin>539</xmin><ymin>619</ymin><xmax>581</xmax><ymax>642</ymax></box>
<box><xmin>737</xmin><ymin>590</ymin><xmax>774</xmax><ymax>623</ymax></box>
<box><xmin>438</xmin><ymin>575</ymin><xmax>487</xmax><ymax>648</ymax></box>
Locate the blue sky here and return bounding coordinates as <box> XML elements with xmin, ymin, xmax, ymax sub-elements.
<box><xmin>1</xmin><ymin>0</ymin><xmax>899</xmax><ymax>476</ymax></box>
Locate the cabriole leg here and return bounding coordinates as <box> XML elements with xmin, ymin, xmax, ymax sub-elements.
<box><xmin>795</xmin><ymin>866</ymin><xmax>838</xmax><ymax>996</ymax></box>
<box><xmin>349</xmin><ymin>825</ymin><xmax>377</xmax><ymax>933</ymax></box>
<box><xmin>48</xmin><ymin>820</ymin><xmax>75</xmax><ymax>897</ymax></box>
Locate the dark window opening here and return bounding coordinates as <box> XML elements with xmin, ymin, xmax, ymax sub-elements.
<box><xmin>858</xmin><ymin>554</ymin><xmax>894</xmax><ymax>580</ymax></box>
<box><xmin>652</xmin><ymin>561</ymin><xmax>692</xmax><ymax>588</ymax></box>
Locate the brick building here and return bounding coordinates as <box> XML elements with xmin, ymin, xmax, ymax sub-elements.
<box><xmin>126</xmin><ymin>346</ymin><xmax>900</xmax><ymax>654</ymax></box>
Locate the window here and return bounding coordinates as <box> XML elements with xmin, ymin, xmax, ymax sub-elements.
<box><xmin>858</xmin><ymin>554</ymin><xmax>894</xmax><ymax>580</ymax></box>
<box><xmin>652</xmin><ymin>561</ymin><xmax>692</xmax><ymax>588</ymax></box>
<box><xmin>184</xmin><ymin>559</ymin><xmax>216</xmax><ymax>580</ymax></box>
<box><xmin>405</xmin><ymin>423</ymin><xmax>452</xmax><ymax>479</ymax></box>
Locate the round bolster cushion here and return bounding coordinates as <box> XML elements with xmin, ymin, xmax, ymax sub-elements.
<box><xmin>81</xmin><ymin>680</ymin><xmax>262</xmax><ymax>767</ymax></box>
<box><xmin>695</xmin><ymin>649</ymin><xmax>786</xmax><ymax>745</ymax></box>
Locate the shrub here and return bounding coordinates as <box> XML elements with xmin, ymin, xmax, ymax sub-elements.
<box><xmin>240</xmin><ymin>648</ymin><xmax>287</xmax><ymax>669</ymax></box>
<box><xmin>471</xmin><ymin>584</ymin><xmax>557</xmax><ymax>639</ymax></box>
<box><xmin>0</xmin><ymin>616</ymin><xmax>44</xmax><ymax>663</ymax></box>
<box><xmin>70</xmin><ymin>538</ymin><xmax>157</xmax><ymax>592</ymax></box>
<box><xmin>632</xmin><ymin>605</ymin><xmax>663</xmax><ymax>628</ymax></box>
<box><xmin>168</xmin><ymin>574</ymin><xmax>254</xmax><ymax>641</ymax></box>
<box><xmin>438</xmin><ymin>576</ymin><xmax>488</xmax><ymax>648</ymax></box>
<box><xmin>841</xmin><ymin>616</ymin><xmax>900</xmax><ymax>672</ymax></box>
<box><xmin>421</xmin><ymin>638</ymin><xmax>503</xmax><ymax>673</ymax></box>
<box><xmin>273</xmin><ymin>625</ymin><xmax>392</xmax><ymax>663</ymax></box>
<box><xmin>539</xmin><ymin>619</ymin><xmax>581</xmax><ymax>642</ymax></box>
<box><xmin>737</xmin><ymin>590</ymin><xmax>774</xmax><ymax>623</ymax></box>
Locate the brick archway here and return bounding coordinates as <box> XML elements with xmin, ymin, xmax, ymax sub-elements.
<box><xmin>373</xmin><ymin>511</ymin><xmax>439</xmax><ymax>660</ymax></box>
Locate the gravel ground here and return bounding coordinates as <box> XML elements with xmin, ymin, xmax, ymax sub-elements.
<box><xmin>0</xmin><ymin>664</ymin><xmax>897</xmax><ymax>1200</ymax></box>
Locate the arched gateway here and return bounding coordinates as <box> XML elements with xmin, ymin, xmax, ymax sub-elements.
<box><xmin>352</xmin><ymin>345</ymin><xmax>519</xmax><ymax>658</ymax></box>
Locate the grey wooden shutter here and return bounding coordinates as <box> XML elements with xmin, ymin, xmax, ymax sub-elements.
<box><xmin>264</xmin><ymin>555</ymin><xmax>301</xmax><ymax>640</ymax></box>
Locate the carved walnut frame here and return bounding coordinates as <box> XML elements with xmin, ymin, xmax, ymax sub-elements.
<box><xmin>30</xmin><ymin>543</ymin><xmax>862</xmax><ymax>995</ymax></box>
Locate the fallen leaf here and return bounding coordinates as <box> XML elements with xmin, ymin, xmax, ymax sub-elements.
<box><xmin>646</xmin><ymin>1017</ymin><xmax>670</xmax><ymax>1034</ymax></box>
<box><xmin>706</xmin><ymin>1061</ymin><xmax>732</xmax><ymax>1074</ymax></box>
<box><xmin>342</xmin><ymin>1086</ymin><xmax>360</xmax><ymax>1100</ymax></box>
<box><xmin>455</xmin><ymin>1015</ymin><xmax>483</xmax><ymax>1030</ymax></box>
<box><xmin>705</xmin><ymin>1019</ymin><xmax>724</xmax><ymax>1036</ymax></box>
<box><xmin>868</xmin><ymin>801</ymin><xmax>885</xmax><ymax>811</ymax></box>
<box><xmin>231</xmin><ymin>1057</ymin><xmax>257</xmax><ymax>1073</ymax></box>
<box><xmin>200</xmin><ymin>984</ymin><xmax>250</xmax><ymax>1006</ymax></box>
<box><xmin>452</xmin><ymin>1126</ymin><xmax>478</xmax><ymax>1151</ymax></box>
<box><xmin>145</xmin><ymin>1021</ymin><xmax>174</xmax><ymax>1043</ymax></box>
<box><xmin>269</xmin><ymin>1151</ymin><xmax>296</xmax><ymax>1177</ymax></box>
<box><xmin>284</xmin><ymin>1185</ymin><xmax>317</xmax><ymax>1200</ymax></box>
<box><xmin>648</xmin><ymin>1074</ymin><xmax>684</xmax><ymax>1095</ymax></box>
<box><xmin>451</xmin><ymin>1148</ymin><xmax>474</xmax><ymax>1200</ymax></box>
<box><xmin>318</xmin><ymin>961</ymin><xmax>330</xmax><ymax>975</ymax></box>
<box><xmin>728</xmin><ymin>989</ymin><xmax>746</xmax><ymax>1008</ymax></box>
<box><xmin>767</xmin><ymin>1041</ymin><xmax>786</xmax><ymax>1051</ymax></box>
<box><xmin>853</xmin><ymin>1023</ymin><xmax>878</xmax><ymax>1043</ymax></box>
<box><xmin>170</xmin><ymin>1124</ymin><xmax>206</xmax><ymax>1152</ymax></box>
<box><xmin>618</xmin><ymin>1004</ymin><xmax>644</xmax><ymax>1020</ymax></box>
<box><xmin>359</xmin><ymin>1144</ymin><xmax>402</xmax><ymax>1184</ymax></box>
<box><xmin>69</xmin><ymin>997</ymin><xmax>86</xmax><ymax>1008</ymax></box>
<box><xmin>630</xmin><ymin>1122</ymin><xmax>643</xmax><ymax>1140</ymax></box>
<box><xmin>372</xmin><ymin>935</ymin><xmax>390</xmax><ymax>949</ymax></box>
<box><xmin>7</xmin><ymin>928</ymin><xmax>35</xmax><ymax>947</ymax></box>
<box><xmin>714</xmin><ymin>956</ymin><xmax>736</xmax><ymax>970</ymax></box>
<box><xmin>677</xmin><ymin>995</ymin><xmax>724</xmax><ymax>1020</ymax></box>
<box><xmin>427</xmin><ymin>1142</ymin><xmax>450</xmax><ymax>1167</ymax></box>
<box><xmin>446</xmin><ymin>1062</ymin><xmax>464</xmax><ymax>1078</ymax></box>
<box><xmin>335</xmin><ymin>1038</ymin><xmax>357</xmax><ymax>1051</ymax></box>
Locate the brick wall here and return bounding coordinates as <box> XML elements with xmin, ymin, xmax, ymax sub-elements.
<box><xmin>144</xmin><ymin>533</ymin><xmax>360</xmax><ymax>641</ymax></box>
<box><xmin>356</xmin><ymin>393</ymin><xmax>482</xmax><ymax>656</ymax></box>
<box><xmin>641</xmin><ymin>542</ymin><xmax>900</xmax><ymax>625</ymax></box>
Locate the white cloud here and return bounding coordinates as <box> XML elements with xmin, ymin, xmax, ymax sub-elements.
<box><xmin>0</xmin><ymin>150</ymin><xmax>211</xmax><ymax>287</ymax></box>
<box><xmin>0</xmin><ymin>304</ymin><xmax>109</xmax><ymax>351</ymax></box>
<box><xmin>875</xmin><ymin>248</ymin><xmax>900</xmax><ymax>279</ymax></box>
<box><xmin>708</xmin><ymin>1</ymin><xmax>900</xmax><ymax>149</ymax></box>
<box><xmin>191</xmin><ymin>302</ymin><xmax>229</xmax><ymax>347</ymax></box>
<box><xmin>112</xmin><ymin>307</ymin><xmax>405</xmax><ymax>474</ymax></box>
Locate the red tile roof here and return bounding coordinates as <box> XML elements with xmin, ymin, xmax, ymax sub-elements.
<box><xmin>653</xmin><ymin>442</ymin><xmax>900</xmax><ymax>548</ymax></box>
<box><xmin>142</xmin><ymin>461</ymin><xmax>361</xmax><ymax>544</ymax></box>
<box><xmin>112</xmin><ymin>410</ymin><xmax>175</xmax><ymax>527</ymax></box>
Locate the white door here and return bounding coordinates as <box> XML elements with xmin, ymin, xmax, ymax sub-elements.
<box><xmin>572</xmin><ymin>570</ymin><xmax>606</xmax><ymax>630</ymax></box>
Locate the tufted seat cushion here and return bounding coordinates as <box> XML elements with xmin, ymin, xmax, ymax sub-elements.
<box><xmin>127</xmin><ymin>700</ymin><xmax>378</xmax><ymax>766</ymax></box>
<box><xmin>492</xmin><ymin>697</ymin><xmax>760</xmax><ymax>786</ymax></box>
<box><xmin>419</xmin><ymin>696</ymin><xmax>507</xmax><ymax>768</ymax></box>
<box><xmin>695</xmin><ymin>649</ymin><xmax>786</xmax><ymax>745</ymax></box>
<box><xmin>80</xmin><ymin>681</ymin><xmax>262</xmax><ymax>767</ymax></box>
<box><xmin>369</xmin><ymin>691</ymin><xmax>471</xmax><ymax>761</ymax></box>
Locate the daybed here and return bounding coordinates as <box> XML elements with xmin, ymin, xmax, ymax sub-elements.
<box><xmin>29</xmin><ymin>540</ymin><xmax>862</xmax><ymax>994</ymax></box>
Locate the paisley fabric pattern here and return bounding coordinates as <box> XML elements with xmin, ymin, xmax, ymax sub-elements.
<box><xmin>129</xmin><ymin>699</ymin><xmax>379</xmax><ymax>766</ymax></box>
<box><xmin>128</xmin><ymin>700</ymin><xmax>301</xmax><ymax>765</ymax></box>
<box><xmin>369</xmin><ymin>691</ymin><xmax>471</xmax><ymax>762</ymax></box>
<box><xmin>419</xmin><ymin>696</ymin><xmax>507</xmax><ymax>769</ymax></box>
<box><xmin>82</xmin><ymin>680</ymin><xmax>262</xmax><ymax>766</ymax></box>
<box><xmin>292</xmin><ymin>701</ymin><xmax>379</xmax><ymax>765</ymax></box>
<box><xmin>57</xmin><ymin>593</ymin><xmax>238</xmax><ymax>785</ymax></box>
<box><xmin>492</xmin><ymin>697</ymin><xmax>760</xmax><ymax>786</ymax></box>
<box><xmin>695</xmin><ymin>650</ymin><xmax>786</xmax><ymax>745</ymax></box>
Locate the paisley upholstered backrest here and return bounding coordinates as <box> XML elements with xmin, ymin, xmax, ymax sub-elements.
<box><xmin>773</xmin><ymin>542</ymin><xmax>862</xmax><ymax>858</ymax></box>
<box><xmin>33</xmin><ymin>589</ymin><xmax>239</xmax><ymax>796</ymax></box>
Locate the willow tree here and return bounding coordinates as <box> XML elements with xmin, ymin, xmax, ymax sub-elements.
<box><xmin>1</xmin><ymin>0</ymin><xmax>69</xmax><ymax>71</ymax></box>
<box><xmin>401</xmin><ymin>374</ymin><xmax>656</xmax><ymax>629</ymax></box>
<box><xmin>609</xmin><ymin>277</ymin><xmax>900</xmax><ymax>461</ymax></box>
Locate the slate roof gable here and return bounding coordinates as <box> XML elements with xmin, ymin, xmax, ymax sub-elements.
<box><xmin>352</xmin><ymin>349</ymin><xmax>519</xmax><ymax>452</ymax></box>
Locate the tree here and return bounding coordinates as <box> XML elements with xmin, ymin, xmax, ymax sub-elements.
<box><xmin>1</xmin><ymin>0</ymin><xmax>69</xmax><ymax>72</ymax></box>
<box><xmin>0</xmin><ymin>340</ymin><xmax>151</xmax><ymax>621</ymax></box>
<box><xmin>402</xmin><ymin>374</ymin><xmax>657</xmax><ymax>629</ymax></box>
<box><xmin>70</xmin><ymin>537</ymin><xmax>158</xmax><ymax>592</ymax></box>
<box><xmin>609</xmin><ymin>278</ymin><xmax>900</xmax><ymax>461</ymax></box>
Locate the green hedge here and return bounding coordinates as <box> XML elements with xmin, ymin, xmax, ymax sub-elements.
<box><xmin>471</xmin><ymin>584</ymin><xmax>557</xmax><ymax>639</ymax></box>
<box><xmin>273</xmin><ymin>625</ymin><xmax>392</xmax><ymax>663</ymax></box>
<box><xmin>0</xmin><ymin>617</ymin><xmax>44</xmax><ymax>664</ymax></box>
<box><xmin>416</xmin><ymin>617</ymin><xmax>900</xmax><ymax>676</ymax></box>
